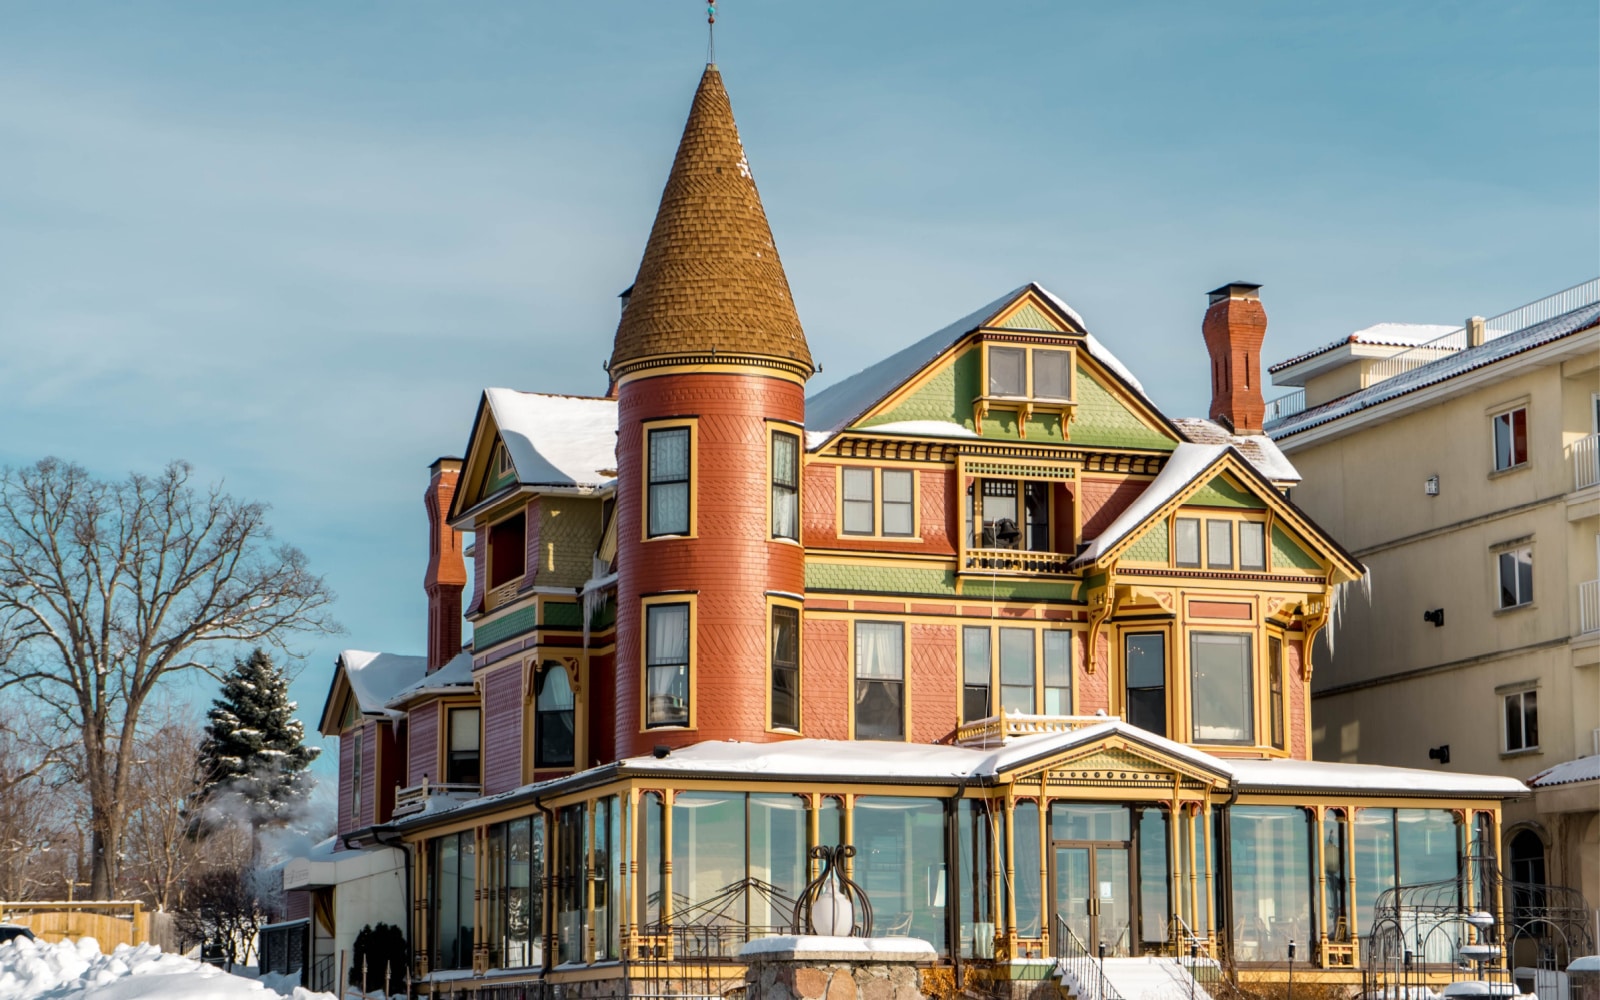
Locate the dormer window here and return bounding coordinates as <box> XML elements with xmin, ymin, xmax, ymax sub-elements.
<box><xmin>985</xmin><ymin>345</ymin><xmax>1075</xmax><ymax>400</ymax></box>
<box><xmin>446</xmin><ymin>707</ymin><xmax>481</xmax><ymax>785</ymax></box>
<box><xmin>989</xmin><ymin>347</ymin><xmax>1026</xmax><ymax>396</ymax></box>
<box><xmin>488</xmin><ymin>511</ymin><xmax>526</xmax><ymax>589</ymax></box>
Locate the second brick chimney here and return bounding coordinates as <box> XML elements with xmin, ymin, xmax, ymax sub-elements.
<box><xmin>1202</xmin><ymin>282</ymin><xmax>1268</xmax><ymax>435</ymax></box>
<box><xmin>424</xmin><ymin>457</ymin><xmax>467</xmax><ymax>673</ymax></box>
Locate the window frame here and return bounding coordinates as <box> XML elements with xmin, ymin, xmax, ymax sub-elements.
<box><xmin>852</xmin><ymin>620</ymin><xmax>907</xmax><ymax>741</ymax></box>
<box><xmin>1122</xmin><ymin>629</ymin><xmax>1169</xmax><ymax>738</ymax></box>
<box><xmin>1205</xmin><ymin>519</ymin><xmax>1235</xmax><ymax>570</ymax></box>
<box><xmin>960</xmin><ymin>624</ymin><xmax>1077</xmax><ymax>720</ymax></box>
<box><xmin>880</xmin><ymin>469</ymin><xmax>916</xmax><ymax>538</ymax></box>
<box><xmin>1496</xmin><ymin>544</ymin><xmax>1534</xmax><ymax>610</ymax></box>
<box><xmin>1491</xmin><ymin>406</ymin><xmax>1529</xmax><ymax>472</ymax></box>
<box><xmin>768</xmin><ymin>598</ymin><xmax>802</xmax><ymax>733</ymax></box>
<box><xmin>970</xmin><ymin>476</ymin><xmax>1052</xmax><ymax>552</ymax></box>
<box><xmin>837</xmin><ymin>466</ymin><xmax>920</xmax><ymax>540</ymax></box>
<box><xmin>1174</xmin><ymin>517</ymin><xmax>1202</xmax><ymax>569</ymax></box>
<box><xmin>1502</xmin><ymin>687</ymin><xmax>1539</xmax><ymax>753</ymax></box>
<box><xmin>641</xmin><ymin>594</ymin><xmax>697</xmax><ymax>730</ymax></box>
<box><xmin>1238</xmin><ymin>521</ymin><xmax>1267</xmax><ymax>572</ymax></box>
<box><xmin>769</xmin><ymin>427</ymin><xmax>801</xmax><ymax>542</ymax></box>
<box><xmin>533</xmin><ymin>662</ymin><xmax>576</xmax><ymax>770</ymax></box>
<box><xmin>1171</xmin><ymin>512</ymin><xmax>1271</xmax><ymax>573</ymax></box>
<box><xmin>445</xmin><ymin>705</ymin><xmax>482</xmax><ymax>786</ymax></box>
<box><xmin>1268</xmin><ymin>635</ymin><xmax>1286</xmax><ymax>751</ymax></box>
<box><xmin>1188</xmin><ymin>630</ymin><xmax>1256</xmax><ymax>747</ymax></box>
<box><xmin>349</xmin><ymin>724</ymin><xmax>364</xmax><ymax>825</ymax></box>
<box><xmin>643</xmin><ymin>420</ymin><xmax>697</xmax><ymax>540</ymax></box>
<box><xmin>487</xmin><ymin>508</ymin><xmax>528</xmax><ymax>591</ymax></box>
<box><xmin>982</xmin><ymin>343</ymin><xmax>1078</xmax><ymax>402</ymax></box>
<box><xmin>841</xmin><ymin>467</ymin><xmax>875</xmax><ymax>536</ymax></box>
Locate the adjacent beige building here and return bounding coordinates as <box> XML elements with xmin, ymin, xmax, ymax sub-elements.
<box><xmin>1263</xmin><ymin>279</ymin><xmax>1600</xmax><ymax>918</ymax></box>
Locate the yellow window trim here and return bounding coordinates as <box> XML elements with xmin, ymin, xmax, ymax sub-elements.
<box><xmin>847</xmin><ymin>617</ymin><xmax>910</xmax><ymax>742</ymax></box>
<box><xmin>1166</xmin><ymin>511</ymin><xmax>1271</xmax><ymax>572</ymax></box>
<box><xmin>638</xmin><ymin>592</ymin><xmax>698</xmax><ymax>733</ymax></box>
<box><xmin>767</xmin><ymin>422</ymin><xmax>804</xmax><ymax>544</ymax></box>
<box><xmin>835</xmin><ymin>465</ymin><xmax>922</xmax><ymax>541</ymax></box>
<box><xmin>958</xmin><ymin>622</ymin><xmax>1081</xmax><ymax>720</ymax></box>
<box><xmin>766</xmin><ymin>594</ymin><xmax>805</xmax><ymax>734</ymax></box>
<box><xmin>641</xmin><ymin>418</ymin><xmax>699</xmax><ymax>542</ymax></box>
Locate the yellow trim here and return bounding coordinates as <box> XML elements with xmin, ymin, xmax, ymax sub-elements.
<box><xmin>767</xmin><ymin>423</ymin><xmax>803</xmax><ymax>543</ymax></box>
<box><xmin>440</xmin><ymin>699</ymin><xmax>484</xmax><ymax>785</ymax></box>
<box><xmin>639</xmin><ymin>592</ymin><xmax>699</xmax><ymax>733</ymax></box>
<box><xmin>765</xmin><ymin>594</ymin><xmax>804</xmax><ymax>734</ymax></box>
<box><xmin>957</xmin><ymin>622</ymin><xmax>1082</xmax><ymax>721</ymax></box>
<box><xmin>613</xmin><ymin>357</ymin><xmax>812</xmax><ymax>386</ymax></box>
<box><xmin>975</xmin><ymin>341</ymin><xmax>1078</xmax><ymax>438</ymax></box>
<box><xmin>835</xmin><ymin>464</ymin><xmax>922</xmax><ymax>540</ymax></box>
<box><xmin>640</xmin><ymin>418</ymin><xmax>698</xmax><ymax>542</ymax></box>
<box><xmin>846</xmin><ymin>618</ymin><xmax>910</xmax><ymax>741</ymax></box>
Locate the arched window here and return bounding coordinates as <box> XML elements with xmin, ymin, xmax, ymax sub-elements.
<box><xmin>535</xmin><ymin>664</ymin><xmax>575</xmax><ymax>768</ymax></box>
<box><xmin>1508</xmin><ymin>829</ymin><xmax>1546</xmax><ymax>927</ymax></box>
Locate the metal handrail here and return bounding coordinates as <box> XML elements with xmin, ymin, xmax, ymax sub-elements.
<box><xmin>1264</xmin><ymin>389</ymin><xmax>1307</xmax><ymax>425</ymax></box>
<box><xmin>1055</xmin><ymin>914</ymin><xmax>1124</xmax><ymax>1000</ymax></box>
<box><xmin>1572</xmin><ymin>433</ymin><xmax>1600</xmax><ymax>492</ymax></box>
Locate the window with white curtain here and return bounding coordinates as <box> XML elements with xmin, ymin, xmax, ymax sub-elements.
<box><xmin>647</xmin><ymin>427</ymin><xmax>690</xmax><ymax>537</ymax></box>
<box><xmin>535</xmin><ymin>665</ymin><xmax>575</xmax><ymax>768</ymax></box>
<box><xmin>645</xmin><ymin>602</ymin><xmax>690</xmax><ymax>727</ymax></box>
<box><xmin>1206</xmin><ymin>519</ymin><xmax>1234</xmax><ymax>569</ymax></box>
<box><xmin>771</xmin><ymin>432</ymin><xmax>799</xmax><ymax>541</ymax></box>
<box><xmin>854</xmin><ymin>622</ymin><xmax>905</xmax><ymax>740</ymax></box>
<box><xmin>1175</xmin><ymin>518</ymin><xmax>1201</xmax><ymax>568</ymax></box>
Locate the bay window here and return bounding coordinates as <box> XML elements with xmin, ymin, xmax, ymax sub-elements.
<box><xmin>1190</xmin><ymin>632</ymin><xmax>1253</xmax><ymax>744</ymax></box>
<box><xmin>1124</xmin><ymin>632</ymin><xmax>1167</xmax><ymax>737</ymax></box>
<box><xmin>962</xmin><ymin>626</ymin><xmax>1074</xmax><ymax>719</ymax></box>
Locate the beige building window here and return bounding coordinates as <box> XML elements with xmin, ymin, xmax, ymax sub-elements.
<box><xmin>1492</xmin><ymin>407</ymin><xmax>1528</xmax><ymax>471</ymax></box>
<box><xmin>1503</xmin><ymin>689</ymin><xmax>1538</xmax><ymax>752</ymax></box>
<box><xmin>1497</xmin><ymin>546</ymin><xmax>1533</xmax><ymax>609</ymax></box>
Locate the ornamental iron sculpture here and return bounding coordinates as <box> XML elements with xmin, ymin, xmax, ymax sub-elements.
<box><xmin>791</xmin><ymin>844</ymin><xmax>874</xmax><ymax>937</ymax></box>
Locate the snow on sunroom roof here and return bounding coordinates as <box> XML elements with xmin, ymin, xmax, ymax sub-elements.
<box><xmin>484</xmin><ymin>389</ymin><xmax>617</xmax><ymax>487</ymax></box>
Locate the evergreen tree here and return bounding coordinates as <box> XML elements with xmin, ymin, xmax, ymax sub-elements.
<box><xmin>196</xmin><ymin>648</ymin><xmax>319</xmax><ymax>829</ymax></box>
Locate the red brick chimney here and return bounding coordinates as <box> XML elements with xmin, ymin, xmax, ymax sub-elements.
<box><xmin>424</xmin><ymin>457</ymin><xmax>467</xmax><ymax>672</ymax></box>
<box><xmin>1202</xmin><ymin>282</ymin><xmax>1267</xmax><ymax>435</ymax></box>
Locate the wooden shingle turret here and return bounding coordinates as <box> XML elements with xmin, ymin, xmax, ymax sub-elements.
<box><xmin>609</xmin><ymin>64</ymin><xmax>812</xmax><ymax>379</ymax></box>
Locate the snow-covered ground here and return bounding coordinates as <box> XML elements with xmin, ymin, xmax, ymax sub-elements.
<box><xmin>0</xmin><ymin>936</ymin><xmax>338</xmax><ymax>1000</ymax></box>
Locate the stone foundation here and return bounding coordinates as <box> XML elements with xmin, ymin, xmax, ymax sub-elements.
<box><xmin>738</xmin><ymin>936</ymin><xmax>937</xmax><ymax>999</ymax></box>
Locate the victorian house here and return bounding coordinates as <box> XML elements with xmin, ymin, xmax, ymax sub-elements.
<box><xmin>275</xmin><ymin>64</ymin><xmax>1534</xmax><ymax>999</ymax></box>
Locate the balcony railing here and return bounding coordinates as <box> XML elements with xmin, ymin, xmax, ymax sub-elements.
<box><xmin>393</xmin><ymin>778</ymin><xmax>482</xmax><ymax>818</ymax></box>
<box><xmin>962</xmin><ymin>546</ymin><xmax>1075</xmax><ymax>575</ymax></box>
<box><xmin>1579</xmin><ymin>580</ymin><xmax>1600</xmax><ymax>637</ymax></box>
<box><xmin>1264</xmin><ymin>388</ymin><xmax>1307</xmax><ymax>424</ymax></box>
<box><xmin>955</xmin><ymin>711</ymin><xmax>1116</xmax><ymax>748</ymax></box>
<box><xmin>1572</xmin><ymin>433</ymin><xmax>1600</xmax><ymax>492</ymax></box>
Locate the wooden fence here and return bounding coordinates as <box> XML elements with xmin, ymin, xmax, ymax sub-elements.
<box><xmin>0</xmin><ymin>901</ymin><xmax>149</xmax><ymax>949</ymax></box>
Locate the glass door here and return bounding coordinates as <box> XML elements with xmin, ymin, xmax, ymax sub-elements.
<box><xmin>1052</xmin><ymin>843</ymin><xmax>1134</xmax><ymax>957</ymax></box>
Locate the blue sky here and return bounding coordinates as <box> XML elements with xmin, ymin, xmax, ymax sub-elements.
<box><xmin>1</xmin><ymin>2</ymin><xmax>1594</xmax><ymax>773</ymax></box>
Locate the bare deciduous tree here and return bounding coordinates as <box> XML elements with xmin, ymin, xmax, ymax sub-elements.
<box><xmin>0</xmin><ymin>458</ymin><xmax>338</xmax><ymax>898</ymax></box>
<box><xmin>122</xmin><ymin>713</ymin><xmax>208</xmax><ymax>911</ymax></box>
<box><xmin>0</xmin><ymin>709</ymin><xmax>65</xmax><ymax>901</ymax></box>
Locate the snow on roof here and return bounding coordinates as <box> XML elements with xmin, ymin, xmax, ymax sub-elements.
<box><xmin>1530</xmin><ymin>755</ymin><xmax>1600</xmax><ymax>788</ymax></box>
<box><xmin>804</xmin><ymin>283</ymin><xmax>1149</xmax><ymax>449</ymax></box>
<box><xmin>1172</xmin><ymin>418</ymin><xmax>1300</xmax><ymax>483</ymax></box>
<box><xmin>1073</xmin><ymin>443</ymin><xmax>1228</xmax><ymax>566</ymax></box>
<box><xmin>1269</xmin><ymin>322</ymin><xmax>1459</xmax><ymax>374</ymax></box>
<box><xmin>1268</xmin><ymin>302</ymin><xmax>1600</xmax><ymax>439</ymax></box>
<box><xmin>484</xmin><ymin>389</ymin><xmax>617</xmax><ymax>487</ymax></box>
<box><xmin>851</xmin><ymin>419</ymin><xmax>981</xmax><ymax>439</ymax></box>
<box><xmin>386</xmin><ymin>651</ymin><xmax>474</xmax><ymax>708</ymax></box>
<box><xmin>340</xmin><ymin>650</ymin><xmax>428</xmax><ymax>718</ymax></box>
<box><xmin>1229</xmin><ymin>758</ymin><xmax>1528</xmax><ymax>798</ymax></box>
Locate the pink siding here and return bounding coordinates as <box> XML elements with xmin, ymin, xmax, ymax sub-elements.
<box><xmin>909</xmin><ymin>623</ymin><xmax>957</xmax><ymax>743</ymax></box>
<box><xmin>521</xmin><ymin>498</ymin><xmax>541</xmax><ymax>587</ymax></box>
<box><xmin>283</xmin><ymin>889</ymin><xmax>311</xmax><ymax>922</ymax></box>
<box><xmin>1288</xmin><ymin>639</ymin><xmax>1308</xmax><ymax>759</ymax></box>
<box><xmin>482</xmin><ymin>664</ymin><xmax>524</xmax><ymax>795</ymax></box>
<box><xmin>1080</xmin><ymin>476</ymin><xmax>1146</xmax><ymax>540</ymax></box>
<box><xmin>408</xmin><ymin>703</ymin><xmax>439</xmax><ymax>787</ymax></box>
<box><xmin>1079</xmin><ymin>632</ymin><xmax>1110</xmax><ymax>714</ymax></box>
<box><xmin>804</xmin><ymin>618</ymin><xmax>849</xmax><ymax>740</ymax></box>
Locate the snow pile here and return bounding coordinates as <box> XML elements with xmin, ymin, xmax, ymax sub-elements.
<box><xmin>0</xmin><ymin>935</ymin><xmax>336</xmax><ymax>1000</ymax></box>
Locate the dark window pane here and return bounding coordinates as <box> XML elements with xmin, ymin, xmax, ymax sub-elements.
<box><xmin>1505</xmin><ymin>693</ymin><xmax>1524</xmax><ymax>750</ymax></box>
<box><xmin>979</xmin><ymin>479</ymin><xmax>1019</xmax><ymax>548</ymax></box>
<box><xmin>855</xmin><ymin>623</ymin><xmax>904</xmax><ymax>739</ymax></box>
<box><xmin>489</xmin><ymin>513</ymin><xmax>527</xmax><ymax>588</ymax></box>
<box><xmin>536</xmin><ymin>666</ymin><xmax>575</xmax><ymax>767</ymax></box>
<box><xmin>1523</xmin><ymin>691</ymin><xmax>1538</xmax><ymax>748</ymax></box>
<box><xmin>962</xmin><ymin>627</ymin><xmax>991</xmax><ymax>722</ymax></box>
<box><xmin>1124</xmin><ymin>632</ymin><xmax>1166</xmax><ymax>737</ymax></box>
<box><xmin>1024</xmin><ymin>482</ymin><xmax>1050</xmax><ymax>552</ymax></box>
<box><xmin>771</xmin><ymin>605</ymin><xmax>800</xmax><ymax>730</ymax></box>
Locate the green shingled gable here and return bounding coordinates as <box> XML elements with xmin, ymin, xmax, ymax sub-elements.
<box><xmin>992</xmin><ymin>301</ymin><xmax>1060</xmax><ymax>332</ymax></box>
<box><xmin>1071</xmin><ymin>365</ymin><xmax>1177</xmax><ymax>451</ymax></box>
<box><xmin>1271</xmin><ymin>525</ymin><xmax>1322</xmax><ymax>571</ymax></box>
<box><xmin>1186</xmin><ymin>474</ymin><xmax>1267</xmax><ymax>510</ymax></box>
<box><xmin>859</xmin><ymin>345</ymin><xmax>981</xmax><ymax>430</ymax></box>
<box><xmin>1125</xmin><ymin>524</ymin><xmax>1170</xmax><ymax>564</ymax></box>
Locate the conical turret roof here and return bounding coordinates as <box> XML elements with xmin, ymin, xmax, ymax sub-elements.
<box><xmin>610</xmin><ymin>65</ymin><xmax>811</xmax><ymax>375</ymax></box>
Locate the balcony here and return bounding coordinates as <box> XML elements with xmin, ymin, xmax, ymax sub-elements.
<box><xmin>1579</xmin><ymin>580</ymin><xmax>1600</xmax><ymax>637</ymax></box>
<box><xmin>962</xmin><ymin>547</ymin><xmax>1076</xmax><ymax>576</ymax></box>
<box><xmin>955</xmin><ymin>711</ymin><xmax>1114</xmax><ymax>748</ymax></box>
<box><xmin>393</xmin><ymin>778</ymin><xmax>481</xmax><ymax>818</ymax></box>
<box><xmin>1572</xmin><ymin>434</ymin><xmax>1600</xmax><ymax>493</ymax></box>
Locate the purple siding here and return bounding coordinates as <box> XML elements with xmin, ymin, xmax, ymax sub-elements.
<box><xmin>283</xmin><ymin>889</ymin><xmax>311</xmax><ymax>922</ymax></box>
<box><xmin>482</xmin><ymin>664</ymin><xmax>524</xmax><ymax>795</ymax></box>
<box><xmin>408</xmin><ymin>703</ymin><xmax>439</xmax><ymax>787</ymax></box>
<box><xmin>360</xmin><ymin>720</ymin><xmax>377</xmax><ymax>828</ymax></box>
<box><xmin>337</xmin><ymin>733</ymin><xmax>354</xmax><ymax>837</ymax></box>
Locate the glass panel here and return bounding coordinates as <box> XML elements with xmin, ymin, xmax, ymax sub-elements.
<box><xmin>1516</xmin><ymin>548</ymin><xmax>1533</xmax><ymax>605</ymax></box>
<box><xmin>1025</xmin><ymin>482</ymin><xmax>1051</xmax><ymax>552</ymax></box>
<box><xmin>1324</xmin><ymin>812</ymin><xmax>1349</xmax><ymax>942</ymax></box>
<box><xmin>1239</xmin><ymin>522</ymin><xmax>1266</xmax><ymax>571</ymax></box>
<box><xmin>772</xmin><ymin>432</ymin><xmax>799</xmax><ymax>540</ymax></box>
<box><xmin>1511</xmin><ymin>408</ymin><xmax>1527</xmax><ymax>464</ymax></box>
<box><xmin>1052</xmin><ymin>803</ymin><xmax>1131</xmax><ymax>843</ymax></box>
<box><xmin>882</xmin><ymin>470</ymin><xmax>914</xmax><ymax>537</ymax></box>
<box><xmin>1505</xmin><ymin>692</ymin><xmax>1523</xmax><ymax>749</ymax></box>
<box><xmin>750</xmin><ymin>795</ymin><xmax>808</xmax><ymax>927</ymax></box>
<box><xmin>1523</xmin><ymin>690</ymin><xmax>1538</xmax><ymax>747</ymax></box>
<box><xmin>818</xmin><ymin>796</ymin><xmax>843</xmax><ymax>850</ymax></box>
<box><xmin>1124</xmin><ymin>632</ymin><xmax>1167</xmax><ymax>737</ymax></box>
<box><xmin>1206</xmin><ymin>519</ymin><xmax>1234</xmax><ymax>569</ymax></box>
<box><xmin>989</xmin><ymin>347</ymin><xmax>1025</xmax><ymax>396</ymax></box>
<box><xmin>999</xmin><ymin>628</ymin><xmax>1035</xmax><ymax>714</ymax></box>
<box><xmin>537</xmin><ymin>667</ymin><xmax>575</xmax><ymax>768</ymax></box>
<box><xmin>1499</xmin><ymin>552</ymin><xmax>1518</xmax><ymax>607</ymax></box>
<box><xmin>962</xmin><ymin>627</ymin><xmax>991</xmax><ymax>722</ymax></box>
<box><xmin>1269</xmin><ymin>638</ymin><xmax>1285</xmax><ymax>750</ymax></box>
<box><xmin>1139</xmin><ymin>810</ymin><xmax>1170</xmax><ymax>947</ymax></box>
<box><xmin>1190</xmin><ymin>632</ymin><xmax>1254</xmax><ymax>744</ymax></box>
<box><xmin>672</xmin><ymin>792</ymin><xmax>747</xmax><ymax>926</ymax></box>
<box><xmin>1229</xmin><ymin>806</ymin><xmax>1312</xmax><ymax>963</ymax></box>
<box><xmin>1055</xmin><ymin>845</ymin><xmax>1091</xmax><ymax>951</ymax></box>
<box><xmin>1043</xmin><ymin>631</ymin><xmax>1072</xmax><ymax>715</ymax></box>
<box><xmin>1175</xmin><ymin>518</ymin><xmax>1201</xmax><ymax>568</ymax></box>
<box><xmin>1096</xmin><ymin>847</ymin><xmax>1132</xmax><ymax>956</ymax></box>
<box><xmin>646</xmin><ymin>603</ymin><xmax>690</xmax><ymax>727</ymax></box>
<box><xmin>437</xmin><ymin>835</ymin><xmax>460</xmax><ymax>969</ymax></box>
<box><xmin>979</xmin><ymin>479</ymin><xmax>1019</xmax><ymax>548</ymax></box>
<box><xmin>1013</xmin><ymin>801</ymin><xmax>1042</xmax><ymax>938</ymax></box>
<box><xmin>855</xmin><ymin>622</ymin><xmax>904</xmax><ymax>740</ymax></box>
<box><xmin>648</xmin><ymin>427</ymin><xmax>690</xmax><ymax>536</ymax></box>
<box><xmin>506</xmin><ymin>818</ymin><xmax>532</xmax><ymax>967</ymax></box>
<box><xmin>1034</xmin><ymin>349</ymin><xmax>1071</xmax><ymax>399</ymax></box>
<box><xmin>771</xmin><ymin>605</ymin><xmax>800</xmax><ymax>730</ymax></box>
<box><xmin>485</xmin><ymin>824</ymin><xmax>505</xmax><ymax>968</ymax></box>
<box><xmin>843</xmin><ymin>468</ymin><xmax>875</xmax><ymax>534</ymax></box>
<box><xmin>450</xmin><ymin>709</ymin><xmax>481</xmax><ymax>751</ymax></box>
<box><xmin>1353</xmin><ymin>808</ymin><xmax>1396</xmax><ymax>945</ymax></box>
<box><xmin>1397</xmin><ymin>810</ymin><xmax>1459</xmax><ymax>898</ymax></box>
<box><xmin>557</xmin><ymin>804</ymin><xmax>586</xmax><ymax>964</ymax></box>
<box><xmin>594</xmin><ymin>797</ymin><xmax>617</xmax><ymax>960</ymax></box>
<box><xmin>639</xmin><ymin>793</ymin><xmax>664</xmax><ymax>927</ymax></box>
<box><xmin>958</xmin><ymin>800</ymin><xmax>993</xmax><ymax>959</ymax></box>
<box><xmin>1494</xmin><ymin>412</ymin><xmax>1513</xmax><ymax>470</ymax></box>
<box><xmin>853</xmin><ymin>797</ymin><xmax>948</xmax><ymax>953</ymax></box>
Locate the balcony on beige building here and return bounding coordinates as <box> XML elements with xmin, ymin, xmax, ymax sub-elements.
<box><xmin>1571</xmin><ymin>433</ymin><xmax>1600</xmax><ymax>493</ymax></box>
<box><xmin>1579</xmin><ymin>579</ymin><xmax>1600</xmax><ymax>637</ymax></box>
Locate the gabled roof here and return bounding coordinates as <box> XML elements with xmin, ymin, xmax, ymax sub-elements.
<box><xmin>1071</xmin><ymin>442</ymin><xmax>1363</xmax><ymax>582</ymax></box>
<box><xmin>317</xmin><ymin>649</ymin><xmax>428</xmax><ymax>734</ymax></box>
<box><xmin>1267</xmin><ymin>301</ymin><xmax>1600</xmax><ymax>439</ymax></box>
<box><xmin>448</xmin><ymin>390</ymin><xmax>617</xmax><ymax>523</ymax></box>
<box><xmin>804</xmin><ymin>282</ymin><xmax>1159</xmax><ymax>448</ymax></box>
<box><xmin>610</xmin><ymin>65</ymin><xmax>810</xmax><ymax>374</ymax></box>
<box><xmin>386</xmin><ymin>651</ymin><xmax>475</xmax><ymax>709</ymax></box>
<box><xmin>1171</xmin><ymin>417</ymin><xmax>1299</xmax><ymax>483</ymax></box>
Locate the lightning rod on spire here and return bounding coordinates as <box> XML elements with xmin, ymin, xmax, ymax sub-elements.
<box><xmin>707</xmin><ymin>1</ymin><xmax>716</xmax><ymax>65</ymax></box>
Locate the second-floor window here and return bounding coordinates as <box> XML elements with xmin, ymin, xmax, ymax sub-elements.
<box><xmin>1493</xmin><ymin>407</ymin><xmax>1528</xmax><ymax>471</ymax></box>
<box><xmin>488</xmin><ymin>511</ymin><xmax>526</xmax><ymax>589</ymax></box>
<box><xmin>854</xmin><ymin>622</ymin><xmax>904</xmax><ymax>740</ymax></box>
<box><xmin>1124</xmin><ymin>632</ymin><xmax>1166</xmax><ymax>737</ymax></box>
<box><xmin>842</xmin><ymin>468</ymin><xmax>874</xmax><ymax>535</ymax></box>
<box><xmin>1497</xmin><ymin>546</ymin><xmax>1533</xmax><ymax>609</ymax></box>
<box><xmin>841</xmin><ymin>468</ymin><xmax>915</xmax><ymax>537</ymax></box>
<box><xmin>1175</xmin><ymin>516</ymin><xmax>1266</xmax><ymax>571</ymax></box>
<box><xmin>446</xmin><ymin>707</ymin><xmax>481</xmax><ymax>785</ymax></box>
<box><xmin>962</xmin><ymin>626</ymin><xmax>1073</xmax><ymax>721</ymax></box>
<box><xmin>972</xmin><ymin>479</ymin><xmax>1049</xmax><ymax>550</ymax></box>
<box><xmin>535</xmin><ymin>665</ymin><xmax>575</xmax><ymax>768</ymax></box>
<box><xmin>770</xmin><ymin>605</ymin><xmax>800</xmax><ymax>730</ymax></box>
<box><xmin>1268</xmin><ymin>636</ymin><xmax>1285</xmax><ymax>751</ymax></box>
<box><xmin>645</xmin><ymin>602</ymin><xmax>690</xmax><ymax>727</ymax></box>
<box><xmin>647</xmin><ymin>427</ymin><xmax>691</xmax><ymax>537</ymax></box>
<box><xmin>771</xmin><ymin>431</ymin><xmax>799</xmax><ymax>541</ymax></box>
<box><xmin>1503</xmin><ymin>688</ymin><xmax>1538</xmax><ymax>752</ymax></box>
<box><xmin>1190</xmin><ymin>632</ymin><xmax>1253</xmax><ymax>745</ymax></box>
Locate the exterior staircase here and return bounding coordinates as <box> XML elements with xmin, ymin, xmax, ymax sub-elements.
<box><xmin>1056</xmin><ymin>956</ymin><xmax>1220</xmax><ymax>1000</ymax></box>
